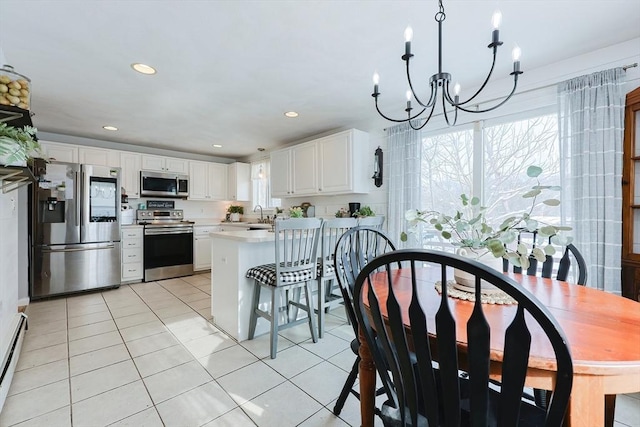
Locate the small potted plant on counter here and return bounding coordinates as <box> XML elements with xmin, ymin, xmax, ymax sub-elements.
<box><xmin>353</xmin><ymin>205</ymin><xmax>375</xmax><ymax>218</ymax></box>
<box><xmin>289</xmin><ymin>206</ymin><xmax>304</xmax><ymax>218</ymax></box>
<box><xmin>227</xmin><ymin>205</ymin><xmax>244</xmax><ymax>222</ymax></box>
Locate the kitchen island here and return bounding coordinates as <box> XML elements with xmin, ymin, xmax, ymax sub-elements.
<box><xmin>210</xmin><ymin>229</ymin><xmax>277</xmax><ymax>341</ymax></box>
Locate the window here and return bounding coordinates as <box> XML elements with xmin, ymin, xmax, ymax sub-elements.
<box><xmin>251</xmin><ymin>159</ymin><xmax>281</xmax><ymax>210</ymax></box>
<box><xmin>419</xmin><ymin>112</ymin><xmax>560</xmax><ymax>250</ymax></box>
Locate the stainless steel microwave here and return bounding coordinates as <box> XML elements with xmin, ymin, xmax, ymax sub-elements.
<box><xmin>140</xmin><ymin>170</ymin><xmax>189</xmax><ymax>199</ymax></box>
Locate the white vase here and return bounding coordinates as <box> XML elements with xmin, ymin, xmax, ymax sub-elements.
<box><xmin>230</xmin><ymin>212</ymin><xmax>240</xmax><ymax>222</ymax></box>
<box><xmin>453</xmin><ymin>248</ymin><xmax>504</xmax><ymax>293</ymax></box>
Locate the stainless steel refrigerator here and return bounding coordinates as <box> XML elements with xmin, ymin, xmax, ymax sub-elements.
<box><xmin>32</xmin><ymin>162</ymin><xmax>122</xmax><ymax>299</ymax></box>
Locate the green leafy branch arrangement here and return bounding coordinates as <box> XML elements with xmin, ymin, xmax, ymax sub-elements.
<box><xmin>401</xmin><ymin>166</ymin><xmax>572</xmax><ymax>269</ymax></box>
<box><xmin>0</xmin><ymin>123</ymin><xmax>40</xmax><ymax>165</ymax></box>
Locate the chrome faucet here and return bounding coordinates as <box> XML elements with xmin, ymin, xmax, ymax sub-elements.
<box><xmin>253</xmin><ymin>205</ymin><xmax>264</xmax><ymax>222</ymax></box>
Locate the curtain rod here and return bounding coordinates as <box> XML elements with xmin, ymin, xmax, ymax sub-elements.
<box><xmin>383</xmin><ymin>62</ymin><xmax>639</xmax><ymax>131</ymax></box>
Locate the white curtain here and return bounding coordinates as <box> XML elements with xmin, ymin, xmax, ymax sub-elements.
<box><xmin>387</xmin><ymin>123</ymin><xmax>422</xmax><ymax>248</ymax></box>
<box><xmin>558</xmin><ymin>67</ymin><xmax>626</xmax><ymax>293</ymax></box>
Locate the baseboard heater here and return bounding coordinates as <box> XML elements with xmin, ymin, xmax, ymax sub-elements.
<box><xmin>0</xmin><ymin>313</ymin><xmax>28</xmax><ymax>412</ymax></box>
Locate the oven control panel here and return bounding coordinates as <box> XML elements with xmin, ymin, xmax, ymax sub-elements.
<box><xmin>137</xmin><ymin>209</ymin><xmax>184</xmax><ymax>221</ymax></box>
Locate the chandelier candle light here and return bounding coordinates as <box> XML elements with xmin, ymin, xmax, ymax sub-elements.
<box><xmin>372</xmin><ymin>0</ymin><xmax>523</xmax><ymax>129</ymax></box>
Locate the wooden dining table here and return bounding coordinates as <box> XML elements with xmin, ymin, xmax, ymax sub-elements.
<box><xmin>357</xmin><ymin>267</ymin><xmax>640</xmax><ymax>427</ymax></box>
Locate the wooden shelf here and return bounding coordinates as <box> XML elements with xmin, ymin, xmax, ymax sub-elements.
<box><xmin>0</xmin><ymin>165</ymin><xmax>35</xmax><ymax>194</ymax></box>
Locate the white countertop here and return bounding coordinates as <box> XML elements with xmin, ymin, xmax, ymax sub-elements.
<box><xmin>209</xmin><ymin>229</ymin><xmax>275</xmax><ymax>243</ymax></box>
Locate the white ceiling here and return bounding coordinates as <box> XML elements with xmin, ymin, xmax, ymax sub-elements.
<box><xmin>2</xmin><ymin>1</ymin><xmax>639</xmax><ymax>159</ymax></box>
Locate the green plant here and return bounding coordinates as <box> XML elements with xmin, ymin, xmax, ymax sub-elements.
<box><xmin>401</xmin><ymin>166</ymin><xmax>572</xmax><ymax>269</ymax></box>
<box><xmin>289</xmin><ymin>206</ymin><xmax>303</xmax><ymax>218</ymax></box>
<box><xmin>354</xmin><ymin>205</ymin><xmax>375</xmax><ymax>217</ymax></box>
<box><xmin>227</xmin><ymin>205</ymin><xmax>244</xmax><ymax>214</ymax></box>
<box><xmin>0</xmin><ymin>123</ymin><xmax>40</xmax><ymax>165</ymax></box>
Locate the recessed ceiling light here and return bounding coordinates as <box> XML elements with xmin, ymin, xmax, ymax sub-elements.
<box><xmin>284</xmin><ymin>111</ymin><xmax>299</xmax><ymax>118</ymax></box>
<box><xmin>102</xmin><ymin>125</ymin><xmax>118</xmax><ymax>131</ymax></box>
<box><xmin>131</xmin><ymin>63</ymin><xmax>157</xmax><ymax>75</ymax></box>
<box><xmin>212</xmin><ymin>144</ymin><xmax>223</xmax><ymax>148</ymax></box>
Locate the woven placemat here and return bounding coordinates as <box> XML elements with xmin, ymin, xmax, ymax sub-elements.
<box><xmin>435</xmin><ymin>280</ymin><xmax>517</xmax><ymax>305</ymax></box>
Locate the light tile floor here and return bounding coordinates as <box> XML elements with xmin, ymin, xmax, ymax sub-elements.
<box><xmin>1</xmin><ymin>273</ymin><xmax>639</xmax><ymax>427</ymax></box>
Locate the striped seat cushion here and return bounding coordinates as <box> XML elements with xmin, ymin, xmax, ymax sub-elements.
<box><xmin>246</xmin><ymin>263</ymin><xmax>315</xmax><ymax>287</ymax></box>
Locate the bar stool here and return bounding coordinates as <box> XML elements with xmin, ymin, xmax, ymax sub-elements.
<box><xmin>246</xmin><ymin>218</ymin><xmax>323</xmax><ymax>359</ymax></box>
<box><xmin>357</xmin><ymin>215</ymin><xmax>385</xmax><ymax>229</ymax></box>
<box><xmin>316</xmin><ymin>217</ymin><xmax>357</xmax><ymax>338</ymax></box>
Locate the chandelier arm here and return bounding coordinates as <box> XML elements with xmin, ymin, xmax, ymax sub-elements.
<box><xmin>455</xmin><ymin>47</ymin><xmax>499</xmax><ymax>106</ymax></box>
<box><xmin>442</xmin><ymin>91</ymin><xmax>458</xmax><ymax>126</ymax></box>
<box><xmin>375</xmin><ymin>98</ymin><xmax>428</xmax><ymax>123</ymax></box>
<box><xmin>406</xmin><ymin>60</ymin><xmax>436</xmax><ymax>108</ymax></box>
<box><xmin>454</xmin><ymin>75</ymin><xmax>519</xmax><ymax>114</ymax></box>
<box><xmin>409</xmin><ymin>100</ymin><xmax>438</xmax><ymax>130</ymax></box>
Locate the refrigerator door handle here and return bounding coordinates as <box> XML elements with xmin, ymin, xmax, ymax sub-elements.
<box><xmin>75</xmin><ymin>171</ymin><xmax>80</xmax><ymax>226</ymax></box>
<box><xmin>41</xmin><ymin>244</ymin><xmax>116</xmax><ymax>253</ymax></box>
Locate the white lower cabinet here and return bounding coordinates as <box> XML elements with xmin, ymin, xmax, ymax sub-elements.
<box><xmin>194</xmin><ymin>225</ymin><xmax>221</xmax><ymax>271</ymax></box>
<box><xmin>121</xmin><ymin>226</ymin><xmax>143</xmax><ymax>283</ymax></box>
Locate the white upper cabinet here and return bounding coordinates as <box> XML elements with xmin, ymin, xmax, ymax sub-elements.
<box><xmin>270</xmin><ymin>149</ymin><xmax>292</xmax><ymax>197</ymax></box>
<box><xmin>189</xmin><ymin>161</ymin><xmax>228</xmax><ymax>200</ymax></box>
<box><xmin>78</xmin><ymin>147</ymin><xmax>120</xmax><ymax>167</ymax></box>
<box><xmin>318</xmin><ymin>129</ymin><xmax>368</xmax><ymax>194</ymax></box>
<box><xmin>269</xmin><ymin>129</ymin><xmax>369</xmax><ymax>197</ymax></box>
<box><xmin>141</xmin><ymin>154</ymin><xmax>188</xmax><ymax>174</ymax></box>
<box><xmin>228</xmin><ymin>162</ymin><xmax>251</xmax><ymax>202</ymax></box>
<box><xmin>39</xmin><ymin>141</ymin><xmax>78</xmax><ymax>163</ymax></box>
<box><xmin>120</xmin><ymin>152</ymin><xmax>142</xmax><ymax>198</ymax></box>
<box><xmin>292</xmin><ymin>143</ymin><xmax>318</xmax><ymax>196</ymax></box>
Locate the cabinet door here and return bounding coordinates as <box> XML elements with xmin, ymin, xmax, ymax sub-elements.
<box><xmin>193</xmin><ymin>226</ymin><xmax>218</xmax><ymax>271</ymax></box>
<box><xmin>189</xmin><ymin>161</ymin><xmax>209</xmax><ymax>200</ymax></box>
<box><xmin>208</xmin><ymin>163</ymin><xmax>228</xmax><ymax>200</ymax></box>
<box><xmin>292</xmin><ymin>143</ymin><xmax>317</xmax><ymax>195</ymax></box>
<box><xmin>270</xmin><ymin>149</ymin><xmax>291</xmax><ymax>197</ymax></box>
<box><xmin>120</xmin><ymin>152</ymin><xmax>142</xmax><ymax>198</ymax></box>
<box><xmin>318</xmin><ymin>133</ymin><xmax>352</xmax><ymax>193</ymax></box>
<box><xmin>40</xmin><ymin>141</ymin><xmax>78</xmax><ymax>163</ymax></box>
<box><xmin>141</xmin><ymin>155</ymin><xmax>165</xmax><ymax>171</ymax></box>
<box><xmin>165</xmin><ymin>157</ymin><xmax>189</xmax><ymax>174</ymax></box>
<box><xmin>79</xmin><ymin>147</ymin><xmax>112</xmax><ymax>167</ymax></box>
<box><xmin>228</xmin><ymin>162</ymin><xmax>251</xmax><ymax>201</ymax></box>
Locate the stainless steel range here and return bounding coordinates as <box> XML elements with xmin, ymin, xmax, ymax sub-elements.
<box><xmin>137</xmin><ymin>209</ymin><xmax>194</xmax><ymax>282</ymax></box>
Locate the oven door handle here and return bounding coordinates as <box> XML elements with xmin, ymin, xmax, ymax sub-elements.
<box><xmin>145</xmin><ymin>229</ymin><xmax>193</xmax><ymax>236</ymax></box>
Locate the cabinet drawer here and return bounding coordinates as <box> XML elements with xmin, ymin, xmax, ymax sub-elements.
<box><xmin>122</xmin><ymin>247</ymin><xmax>142</xmax><ymax>263</ymax></box>
<box><xmin>195</xmin><ymin>226</ymin><xmax>220</xmax><ymax>236</ymax></box>
<box><xmin>122</xmin><ymin>262</ymin><xmax>143</xmax><ymax>279</ymax></box>
<box><xmin>122</xmin><ymin>238</ymin><xmax>142</xmax><ymax>249</ymax></box>
<box><xmin>122</xmin><ymin>228</ymin><xmax>143</xmax><ymax>239</ymax></box>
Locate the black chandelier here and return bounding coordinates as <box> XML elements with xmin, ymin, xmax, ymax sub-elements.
<box><xmin>372</xmin><ymin>0</ymin><xmax>523</xmax><ymax>130</ymax></box>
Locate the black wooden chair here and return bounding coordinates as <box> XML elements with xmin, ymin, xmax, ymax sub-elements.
<box><xmin>354</xmin><ymin>249</ymin><xmax>574</xmax><ymax>427</ymax></box>
<box><xmin>502</xmin><ymin>230</ymin><xmax>586</xmax><ymax>410</ymax></box>
<box><xmin>502</xmin><ymin>230</ymin><xmax>588</xmax><ymax>285</ymax></box>
<box><xmin>331</xmin><ymin>226</ymin><xmax>397</xmax><ymax>417</ymax></box>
